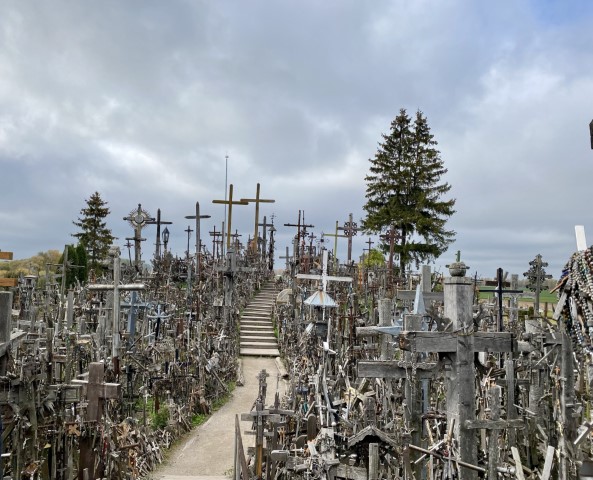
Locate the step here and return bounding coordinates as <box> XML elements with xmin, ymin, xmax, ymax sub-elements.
<box><xmin>241</xmin><ymin>348</ymin><xmax>280</xmax><ymax>357</ymax></box>
<box><xmin>241</xmin><ymin>315</ymin><xmax>272</xmax><ymax>321</ymax></box>
<box><xmin>240</xmin><ymin>341</ymin><xmax>279</xmax><ymax>349</ymax></box>
<box><xmin>241</xmin><ymin>330</ymin><xmax>275</xmax><ymax>337</ymax></box>
<box><xmin>240</xmin><ymin>336</ymin><xmax>277</xmax><ymax>344</ymax></box>
<box><xmin>240</xmin><ymin>320</ymin><xmax>273</xmax><ymax>326</ymax></box>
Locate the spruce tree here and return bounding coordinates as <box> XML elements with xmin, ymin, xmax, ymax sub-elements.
<box><xmin>72</xmin><ymin>192</ymin><xmax>115</xmax><ymax>273</ymax></box>
<box><xmin>362</xmin><ymin>109</ymin><xmax>456</xmax><ymax>272</ymax></box>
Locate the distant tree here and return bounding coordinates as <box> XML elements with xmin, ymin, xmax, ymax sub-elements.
<box><xmin>362</xmin><ymin>109</ymin><xmax>456</xmax><ymax>272</ymax></box>
<box><xmin>362</xmin><ymin>248</ymin><xmax>385</xmax><ymax>268</ymax></box>
<box><xmin>72</xmin><ymin>192</ymin><xmax>115</xmax><ymax>273</ymax></box>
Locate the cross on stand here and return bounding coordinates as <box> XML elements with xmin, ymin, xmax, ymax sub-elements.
<box><xmin>123</xmin><ymin>204</ymin><xmax>156</xmax><ymax>268</ymax></box>
<box><xmin>338</xmin><ymin>213</ymin><xmax>358</xmax><ymax>265</ymax></box>
<box><xmin>213</xmin><ymin>184</ymin><xmax>249</xmax><ymax>252</ymax></box>
<box><xmin>241</xmin><ymin>183</ymin><xmax>275</xmax><ymax>254</ymax></box>
<box><xmin>357</xmin><ymin>264</ymin><xmax>522</xmax><ymax>479</ymax></box>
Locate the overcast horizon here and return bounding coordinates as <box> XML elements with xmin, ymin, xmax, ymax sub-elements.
<box><xmin>1</xmin><ymin>1</ymin><xmax>593</xmax><ymax>280</ymax></box>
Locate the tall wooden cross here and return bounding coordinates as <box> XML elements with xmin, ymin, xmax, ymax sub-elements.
<box><xmin>209</xmin><ymin>226</ymin><xmax>222</xmax><ymax>259</ymax></box>
<box><xmin>212</xmin><ymin>184</ymin><xmax>248</xmax><ymax>251</ymax></box>
<box><xmin>284</xmin><ymin>210</ymin><xmax>314</xmax><ymax>266</ymax></box>
<box><xmin>338</xmin><ymin>213</ymin><xmax>358</xmax><ymax>264</ymax></box>
<box><xmin>185</xmin><ymin>201</ymin><xmax>211</xmax><ymax>279</ymax></box>
<box><xmin>322</xmin><ymin>220</ymin><xmax>346</xmax><ymax>269</ymax></box>
<box><xmin>480</xmin><ymin>268</ymin><xmax>523</xmax><ymax>331</ymax></box>
<box><xmin>146</xmin><ymin>208</ymin><xmax>173</xmax><ymax>260</ymax></box>
<box><xmin>241</xmin><ymin>183</ymin><xmax>275</xmax><ymax>254</ymax></box>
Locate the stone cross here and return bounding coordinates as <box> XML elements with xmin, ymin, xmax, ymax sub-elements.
<box><xmin>241</xmin><ymin>183</ymin><xmax>275</xmax><ymax>254</ymax></box>
<box><xmin>212</xmin><ymin>184</ymin><xmax>249</xmax><ymax>252</ymax></box>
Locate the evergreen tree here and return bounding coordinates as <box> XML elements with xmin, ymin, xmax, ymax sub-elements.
<box><xmin>362</xmin><ymin>109</ymin><xmax>456</xmax><ymax>272</ymax></box>
<box><xmin>75</xmin><ymin>243</ymin><xmax>88</xmax><ymax>283</ymax></box>
<box><xmin>72</xmin><ymin>192</ymin><xmax>115</xmax><ymax>273</ymax></box>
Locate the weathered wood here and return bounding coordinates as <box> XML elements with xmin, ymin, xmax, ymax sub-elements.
<box><xmin>0</xmin><ymin>278</ymin><xmax>18</xmax><ymax>287</ymax></box>
<box><xmin>369</xmin><ymin>443</ymin><xmax>379</xmax><ymax>480</ymax></box>
<box><xmin>396</xmin><ymin>290</ymin><xmax>443</xmax><ymax>302</ymax></box>
<box><xmin>357</xmin><ymin>360</ymin><xmax>437</xmax><ymax>379</ymax></box>
<box><xmin>334</xmin><ymin>464</ymin><xmax>368</xmax><ymax>480</ymax></box>
<box><xmin>0</xmin><ymin>252</ymin><xmax>13</xmax><ymax>260</ymax></box>
<box><xmin>399</xmin><ymin>331</ymin><xmax>516</xmax><ymax>353</ymax></box>
<box><xmin>464</xmin><ymin>419</ymin><xmax>525</xmax><ymax>430</ymax></box>
<box><xmin>540</xmin><ymin>445</ymin><xmax>555</xmax><ymax>480</ymax></box>
<box><xmin>511</xmin><ymin>446</ymin><xmax>526</xmax><ymax>480</ymax></box>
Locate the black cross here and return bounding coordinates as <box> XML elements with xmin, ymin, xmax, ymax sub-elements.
<box><xmin>481</xmin><ymin>268</ymin><xmax>523</xmax><ymax>331</ymax></box>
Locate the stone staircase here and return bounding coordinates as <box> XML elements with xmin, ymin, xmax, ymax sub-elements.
<box><xmin>240</xmin><ymin>283</ymin><xmax>280</xmax><ymax>356</ymax></box>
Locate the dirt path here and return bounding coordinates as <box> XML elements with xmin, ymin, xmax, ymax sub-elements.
<box><xmin>150</xmin><ymin>355</ymin><xmax>285</xmax><ymax>480</ymax></box>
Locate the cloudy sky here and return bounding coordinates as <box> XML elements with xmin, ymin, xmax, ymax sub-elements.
<box><xmin>1</xmin><ymin>1</ymin><xmax>592</xmax><ymax>279</ymax></box>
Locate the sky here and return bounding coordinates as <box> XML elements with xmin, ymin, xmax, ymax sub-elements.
<box><xmin>1</xmin><ymin>0</ymin><xmax>592</xmax><ymax>280</ymax></box>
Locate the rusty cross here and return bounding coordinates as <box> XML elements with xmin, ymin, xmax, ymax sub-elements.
<box><xmin>241</xmin><ymin>183</ymin><xmax>275</xmax><ymax>254</ymax></box>
<box><xmin>212</xmin><ymin>184</ymin><xmax>248</xmax><ymax>251</ymax></box>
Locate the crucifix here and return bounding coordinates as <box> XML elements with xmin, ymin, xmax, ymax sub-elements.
<box><xmin>123</xmin><ymin>204</ymin><xmax>155</xmax><ymax>267</ymax></box>
<box><xmin>212</xmin><ymin>184</ymin><xmax>249</xmax><ymax>251</ymax></box>
<box><xmin>241</xmin><ymin>183</ymin><xmax>275</xmax><ymax>254</ymax></box>
<box><xmin>338</xmin><ymin>213</ymin><xmax>358</xmax><ymax>264</ymax></box>
<box><xmin>524</xmin><ymin>254</ymin><xmax>552</xmax><ymax>318</ymax></box>
<box><xmin>146</xmin><ymin>208</ymin><xmax>173</xmax><ymax>260</ymax></box>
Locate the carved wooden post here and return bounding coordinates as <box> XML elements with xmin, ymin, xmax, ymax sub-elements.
<box><xmin>0</xmin><ymin>292</ymin><xmax>11</xmax><ymax>376</ymax></box>
<box><xmin>444</xmin><ymin>262</ymin><xmax>477</xmax><ymax>480</ymax></box>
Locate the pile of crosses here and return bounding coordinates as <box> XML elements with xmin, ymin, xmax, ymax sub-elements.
<box><xmin>240</xmin><ymin>245</ymin><xmax>593</xmax><ymax>479</ymax></box>
<box><xmin>0</xmin><ymin>208</ymin><xmax>275</xmax><ymax>479</ymax></box>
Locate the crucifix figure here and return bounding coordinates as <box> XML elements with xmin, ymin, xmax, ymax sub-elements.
<box><xmin>213</xmin><ymin>184</ymin><xmax>249</xmax><ymax>251</ymax></box>
<box><xmin>241</xmin><ymin>183</ymin><xmax>275</xmax><ymax>254</ymax></box>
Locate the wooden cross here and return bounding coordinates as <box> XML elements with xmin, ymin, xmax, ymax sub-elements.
<box><xmin>209</xmin><ymin>226</ymin><xmax>222</xmax><ymax>259</ymax></box>
<box><xmin>258</xmin><ymin>216</ymin><xmax>270</xmax><ymax>256</ymax></box>
<box><xmin>72</xmin><ymin>362</ymin><xmax>120</xmax><ymax>422</ymax></box>
<box><xmin>241</xmin><ymin>183</ymin><xmax>275</xmax><ymax>254</ymax></box>
<box><xmin>338</xmin><ymin>213</ymin><xmax>358</xmax><ymax>264</ymax></box>
<box><xmin>185</xmin><ymin>202</ymin><xmax>211</xmax><ymax>270</ymax></box>
<box><xmin>480</xmin><ymin>268</ymin><xmax>523</xmax><ymax>331</ymax></box>
<box><xmin>279</xmin><ymin>246</ymin><xmax>291</xmax><ymax>272</ymax></box>
<box><xmin>322</xmin><ymin>220</ymin><xmax>347</xmax><ymax>269</ymax></box>
<box><xmin>213</xmin><ymin>184</ymin><xmax>249</xmax><ymax>251</ymax></box>
<box><xmin>284</xmin><ymin>210</ymin><xmax>314</xmax><ymax>266</ymax></box>
<box><xmin>146</xmin><ymin>208</ymin><xmax>173</xmax><ymax>260</ymax></box>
